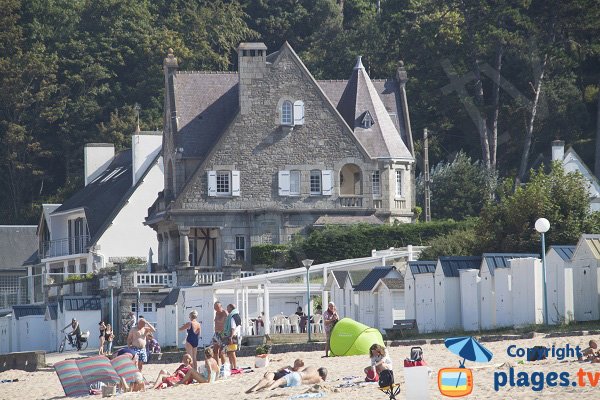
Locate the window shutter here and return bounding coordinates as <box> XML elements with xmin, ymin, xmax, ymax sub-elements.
<box><xmin>293</xmin><ymin>100</ymin><xmax>304</xmax><ymax>125</ymax></box>
<box><xmin>322</xmin><ymin>170</ymin><xmax>334</xmax><ymax>195</ymax></box>
<box><xmin>207</xmin><ymin>171</ymin><xmax>217</xmax><ymax>197</ymax></box>
<box><xmin>231</xmin><ymin>170</ymin><xmax>241</xmax><ymax>196</ymax></box>
<box><xmin>278</xmin><ymin>170</ymin><xmax>290</xmax><ymax>196</ymax></box>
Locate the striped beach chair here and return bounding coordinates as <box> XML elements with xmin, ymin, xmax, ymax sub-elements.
<box><xmin>110</xmin><ymin>354</ymin><xmax>140</xmax><ymax>385</ymax></box>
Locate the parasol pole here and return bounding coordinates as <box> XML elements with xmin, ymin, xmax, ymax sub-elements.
<box><xmin>455</xmin><ymin>358</ymin><xmax>466</xmax><ymax>387</ymax></box>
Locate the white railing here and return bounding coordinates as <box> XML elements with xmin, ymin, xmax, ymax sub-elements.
<box><xmin>240</xmin><ymin>271</ymin><xmax>256</xmax><ymax>278</ymax></box>
<box><xmin>394</xmin><ymin>199</ymin><xmax>406</xmax><ymax>209</ymax></box>
<box><xmin>195</xmin><ymin>272</ymin><xmax>224</xmax><ymax>285</ymax></box>
<box><xmin>134</xmin><ymin>272</ymin><xmax>176</xmax><ymax>287</ymax></box>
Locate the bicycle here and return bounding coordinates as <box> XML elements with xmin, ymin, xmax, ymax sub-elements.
<box><xmin>58</xmin><ymin>329</ymin><xmax>90</xmax><ymax>353</ymax></box>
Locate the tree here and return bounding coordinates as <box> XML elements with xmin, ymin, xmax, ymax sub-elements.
<box><xmin>477</xmin><ymin>162</ymin><xmax>600</xmax><ymax>253</ymax></box>
<box><xmin>416</xmin><ymin>151</ymin><xmax>496</xmax><ymax>220</ymax></box>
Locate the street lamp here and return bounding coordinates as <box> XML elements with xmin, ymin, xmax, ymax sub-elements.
<box><xmin>535</xmin><ymin>218</ymin><xmax>550</xmax><ymax>325</ymax></box>
<box><xmin>302</xmin><ymin>259</ymin><xmax>314</xmax><ymax>342</ymax></box>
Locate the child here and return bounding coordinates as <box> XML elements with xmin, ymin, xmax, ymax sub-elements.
<box><xmin>182</xmin><ymin>347</ymin><xmax>219</xmax><ymax>384</ymax></box>
<box><xmin>365</xmin><ymin>344</ymin><xmax>393</xmax><ymax>380</ymax></box>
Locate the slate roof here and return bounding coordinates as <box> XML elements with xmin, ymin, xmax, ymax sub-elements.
<box><xmin>314</xmin><ymin>215</ymin><xmax>384</xmax><ymax>226</ymax></box>
<box><xmin>174</xmin><ymin>72</ymin><xmax>239</xmax><ymax>160</ymax></box>
<box><xmin>482</xmin><ymin>253</ymin><xmax>539</xmax><ymax>276</ymax></box>
<box><xmin>333</xmin><ymin>57</ymin><xmax>412</xmax><ymax>160</ymax></box>
<box><xmin>331</xmin><ymin>271</ymin><xmax>352</xmax><ymax>289</ymax></box>
<box><xmin>582</xmin><ymin>234</ymin><xmax>600</xmax><ymax>259</ymax></box>
<box><xmin>354</xmin><ymin>266</ymin><xmax>395</xmax><ymax>291</ymax></box>
<box><xmin>12</xmin><ymin>304</ymin><xmax>46</xmax><ymax>320</ymax></box>
<box><xmin>61</xmin><ymin>297</ymin><xmax>101</xmax><ymax>312</ymax></box>
<box><xmin>438</xmin><ymin>256</ymin><xmax>482</xmax><ymax>278</ymax></box>
<box><xmin>158</xmin><ymin>288</ymin><xmax>181</xmax><ymax>308</ymax></box>
<box><xmin>408</xmin><ymin>260</ymin><xmax>437</xmax><ymax>275</ymax></box>
<box><xmin>550</xmin><ymin>245</ymin><xmax>575</xmax><ymax>261</ymax></box>
<box><xmin>0</xmin><ymin>226</ymin><xmax>38</xmax><ymax>270</ymax></box>
<box><xmin>170</xmin><ymin>43</ymin><xmax>413</xmax><ymax>169</ymax></box>
<box><xmin>379</xmin><ymin>277</ymin><xmax>404</xmax><ymax>290</ymax></box>
<box><xmin>53</xmin><ymin>147</ymin><xmax>161</xmax><ymax>246</ymax></box>
<box><xmin>46</xmin><ymin>304</ymin><xmax>58</xmax><ymax>320</ymax></box>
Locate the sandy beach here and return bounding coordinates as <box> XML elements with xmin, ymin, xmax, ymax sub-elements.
<box><xmin>2</xmin><ymin>334</ymin><xmax>600</xmax><ymax>400</ymax></box>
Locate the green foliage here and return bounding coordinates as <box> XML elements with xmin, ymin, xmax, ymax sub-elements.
<box><xmin>418</xmin><ymin>226</ymin><xmax>479</xmax><ymax>260</ymax></box>
<box><xmin>251</xmin><ymin>244</ymin><xmax>290</xmax><ymax>267</ymax></box>
<box><xmin>416</xmin><ymin>151</ymin><xmax>497</xmax><ymax>220</ymax></box>
<box><xmin>65</xmin><ymin>272</ymin><xmax>94</xmax><ymax>282</ymax></box>
<box><xmin>255</xmin><ymin>344</ymin><xmax>271</xmax><ymax>355</ymax></box>
<box><xmin>476</xmin><ymin>162</ymin><xmax>600</xmax><ymax>252</ymax></box>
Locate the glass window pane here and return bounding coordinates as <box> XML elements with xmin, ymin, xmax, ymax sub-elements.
<box><xmin>290</xmin><ymin>171</ymin><xmax>300</xmax><ymax>195</ymax></box>
<box><xmin>395</xmin><ymin>170</ymin><xmax>402</xmax><ymax>197</ymax></box>
<box><xmin>372</xmin><ymin>171</ymin><xmax>380</xmax><ymax>196</ymax></box>
<box><xmin>310</xmin><ymin>170</ymin><xmax>321</xmax><ymax>194</ymax></box>
<box><xmin>281</xmin><ymin>101</ymin><xmax>293</xmax><ymax>125</ymax></box>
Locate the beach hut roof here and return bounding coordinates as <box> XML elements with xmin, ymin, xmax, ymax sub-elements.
<box><xmin>12</xmin><ymin>304</ymin><xmax>47</xmax><ymax>320</ymax></box>
<box><xmin>438</xmin><ymin>257</ymin><xmax>482</xmax><ymax>278</ymax></box>
<box><xmin>354</xmin><ymin>266</ymin><xmax>395</xmax><ymax>291</ymax></box>
<box><xmin>332</xmin><ymin>271</ymin><xmax>353</xmax><ymax>289</ymax></box>
<box><xmin>157</xmin><ymin>288</ymin><xmax>181</xmax><ymax>308</ymax></box>
<box><xmin>371</xmin><ymin>277</ymin><xmax>404</xmax><ymax>292</ymax></box>
<box><xmin>408</xmin><ymin>260</ymin><xmax>437</xmax><ymax>275</ymax></box>
<box><xmin>549</xmin><ymin>245</ymin><xmax>575</xmax><ymax>261</ymax></box>
<box><xmin>482</xmin><ymin>253</ymin><xmax>538</xmax><ymax>276</ymax></box>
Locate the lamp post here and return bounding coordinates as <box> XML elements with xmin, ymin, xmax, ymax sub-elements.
<box><xmin>535</xmin><ymin>218</ymin><xmax>550</xmax><ymax>325</ymax></box>
<box><xmin>302</xmin><ymin>259</ymin><xmax>314</xmax><ymax>342</ymax></box>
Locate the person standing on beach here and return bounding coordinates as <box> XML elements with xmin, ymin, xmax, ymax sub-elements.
<box><xmin>98</xmin><ymin>321</ymin><xmax>106</xmax><ymax>355</ymax></box>
<box><xmin>322</xmin><ymin>302</ymin><xmax>339</xmax><ymax>357</ymax></box>
<box><xmin>104</xmin><ymin>324</ymin><xmax>114</xmax><ymax>355</ymax></box>
<box><xmin>224</xmin><ymin>303</ymin><xmax>241</xmax><ymax>370</ymax></box>
<box><xmin>212</xmin><ymin>301</ymin><xmax>228</xmax><ymax>366</ymax></box>
<box><xmin>127</xmin><ymin>318</ymin><xmax>155</xmax><ymax>371</ymax></box>
<box><xmin>179</xmin><ymin>310</ymin><xmax>201</xmax><ymax>370</ymax></box>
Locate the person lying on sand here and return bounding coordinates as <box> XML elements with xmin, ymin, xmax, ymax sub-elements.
<box><xmin>181</xmin><ymin>347</ymin><xmax>219</xmax><ymax>384</ymax></box>
<box><xmin>152</xmin><ymin>354</ymin><xmax>193</xmax><ymax>389</ymax></box>
<box><xmin>246</xmin><ymin>358</ymin><xmax>305</xmax><ymax>393</ymax></box>
<box><xmin>579</xmin><ymin>340</ymin><xmax>600</xmax><ymax>362</ymax></box>
<box><xmin>268</xmin><ymin>366</ymin><xmax>327</xmax><ymax>390</ymax></box>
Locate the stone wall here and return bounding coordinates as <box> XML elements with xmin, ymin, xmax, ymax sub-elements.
<box><xmin>0</xmin><ymin>351</ymin><xmax>45</xmax><ymax>372</ymax></box>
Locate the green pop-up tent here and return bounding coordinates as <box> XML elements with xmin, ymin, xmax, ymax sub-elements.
<box><xmin>329</xmin><ymin>318</ymin><xmax>384</xmax><ymax>356</ymax></box>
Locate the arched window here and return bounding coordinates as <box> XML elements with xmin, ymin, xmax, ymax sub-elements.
<box><xmin>281</xmin><ymin>101</ymin><xmax>293</xmax><ymax>125</ymax></box>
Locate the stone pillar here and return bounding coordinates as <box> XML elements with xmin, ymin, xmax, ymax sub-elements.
<box><xmin>167</xmin><ymin>231</ymin><xmax>177</xmax><ymax>270</ymax></box>
<box><xmin>178</xmin><ymin>228</ymin><xmax>190</xmax><ymax>268</ymax></box>
<box><xmin>157</xmin><ymin>234</ymin><xmax>164</xmax><ymax>268</ymax></box>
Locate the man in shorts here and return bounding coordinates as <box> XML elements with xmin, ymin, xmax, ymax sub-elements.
<box><xmin>127</xmin><ymin>318</ymin><xmax>155</xmax><ymax>371</ymax></box>
<box><xmin>268</xmin><ymin>366</ymin><xmax>327</xmax><ymax>389</ymax></box>
<box><xmin>212</xmin><ymin>301</ymin><xmax>228</xmax><ymax>366</ymax></box>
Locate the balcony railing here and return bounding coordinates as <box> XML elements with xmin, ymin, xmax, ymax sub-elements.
<box><xmin>240</xmin><ymin>271</ymin><xmax>256</xmax><ymax>278</ymax></box>
<box><xmin>339</xmin><ymin>196</ymin><xmax>363</xmax><ymax>208</ymax></box>
<box><xmin>195</xmin><ymin>272</ymin><xmax>224</xmax><ymax>285</ymax></box>
<box><xmin>40</xmin><ymin>235</ymin><xmax>91</xmax><ymax>258</ymax></box>
<box><xmin>134</xmin><ymin>272</ymin><xmax>176</xmax><ymax>288</ymax></box>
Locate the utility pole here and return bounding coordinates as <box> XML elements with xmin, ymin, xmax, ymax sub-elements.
<box><xmin>424</xmin><ymin>128</ymin><xmax>431</xmax><ymax>222</ymax></box>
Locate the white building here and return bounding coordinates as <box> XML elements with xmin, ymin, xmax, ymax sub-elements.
<box><xmin>371</xmin><ymin>277</ymin><xmax>405</xmax><ymax>332</ymax></box>
<box><xmin>510</xmin><ymin>258</ymin><xmax>544</xmax><ymax>326</ymax></box>
<box><xmin>545</xmin><ymin>245</ymin><xmax>575</xmax><ymax>325</ymax></box>
<box><xmin>552</xmin><ymin>140</ymin><xmax>600</xmax><ymax>211</ymax></box>
<box><xmin>459</xmin><ymin>269</ymin><xmax>480</xmax><ymax>331</ymax></box>
<box><xmin>570</xmin><ymin>234</ymin><xmax>600</xmax><ymax>321</ymax></box>
<box><xmin>405</xmin><ymin>261</ymin><xmax>436</xmax><ymax>321</ymax></box>
<box><xmin>434</xmin><ymin>257</ymin><xmax>481</xmax><ymax>332</ymax></box>
<box><xmin>325</xmin><ymin>271</ymin><xmax>355</xmax><ymax>319</ymax></box>
<box><xmin>354</xmin><ymin>267</ymin><xmax>402</xmax><ymax>330</ymax></box>
<box><xmin>479</xmin><ymin>253</ymin><xmax>538</xmax><ymax>330</ymax></box>
<box><xmin>38</xmin><ymin>131</ymin><xmax>163</xmax><ymax>283</ymax></box>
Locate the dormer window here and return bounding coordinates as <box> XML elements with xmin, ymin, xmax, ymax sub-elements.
<box><xmin>362</xmin><ymin>111</ymin><xmax>374</xmax><ymax>129</ymax></box>
<box><xmin>280</xmin><ymin>100</ymin><xmax>305</xmax><ymax>126</ymax></box>
<box><xmin>281</xmin><ymin>101</ymin><xmax>293</xmax><ymax>125</ymax></box>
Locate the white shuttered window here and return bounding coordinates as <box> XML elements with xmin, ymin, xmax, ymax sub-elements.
<box><xmin>278</xmin><ymin>170</ymin><xmax>290</xmax><ymax>196</ymax></box>
<box><xmin>290</xmin><ymin>171</ymin><xmax>301</xmax><ymax>195</ymax></box>
<box><xmin>293</xmin><ymin>100</ymin><xmax>305</xmax><ymax>125</ymax></box>
<box><xmin>322</xmin><ymin>170</ymin><xmax>334</xmax><ymax>195</ymax></box>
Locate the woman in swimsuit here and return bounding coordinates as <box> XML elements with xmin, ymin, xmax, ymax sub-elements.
<box><xmin>152</xmin><ymin>354</ymin><xmax>193</xmax><ymax>389</ymax></box>
<box><xmin>181</xmin><ymin>347</ymin><xmax>219</xmax><ymax>384</ymax></box>
<box><xmin>179</xmin><ymin>310</ymin><xmax>201</xmax><ymax>370</ymax></box>
<box><xmin>98</xmin><ymin>321</ymin><xmax>106</xmax><ymax>355</ymax></box>
<box><xmin>104</xmin><ymin>324</ymin><xmax>114</xmax><ymax>355</ymax></box>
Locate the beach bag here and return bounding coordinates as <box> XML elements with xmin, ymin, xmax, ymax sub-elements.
<box><xmin>410</xmin><ymin>347</ymin><xmax>423</xmax><ymax>361</ymax></box>
<box><xmin>527</xmin><ymin>346</ymin><xmax>547</xmax><ymax>361</ymax></box>
<box><xmin>379</xmin><ymin>369</ymin><xmax>394</xmax><ymax>388</ymax></box>
<box><xmin>365</xmin><ymin>369</ymin><xmax>379</xmax><ymax>382</ymax></box>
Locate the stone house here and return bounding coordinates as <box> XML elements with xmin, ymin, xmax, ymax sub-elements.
<box><xmin>146</xmin><ymin>42</ymin><xmax>416</xmax><ymax>276</ymax></box>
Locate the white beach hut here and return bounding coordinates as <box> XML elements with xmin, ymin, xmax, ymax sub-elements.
<box><xmin>459</xmin><ymin>269</ymin><xmax>480</xmax><ymax>331</ymax></box>
<box><xmin>545</xmin><ymin>245</ymin><xmax>575</xmax><ymax>325</ymax></box>
<box><xmin>494</xmin><ymin>266</ymin><xmax>513</xmax><ymax>328</ymax></box>
<box><xmin>434</xmin><ymin>257</ymin><xmax>481</xmax><ymax>332</ymax></box>
<box><xmin>510</xmin><ymin>257</ymin><xmax>544</xmax><ymax>326</ymax></box>
<box><xmin>414</xmin><ymin>272</ymin><xmax>436</xmax><ymax>333</ymax></box>
<box><xmin>325</xmin><ymin>271</ymin><xmax>354</xmax><ymax>319</ymax></box>
<box><xmin>479</xmin><ymin>253</ymin><xmax>538</xmax><ymax>330</ymax></box>
<box><xmin>354</xmin><ymin>267</ymin><xmax>402</xmax><ymax>330</ymax></box>
<box><xmin>405</xmin><ymin>261</ymin><xmax>437</xmax><ymax>320</ymax></box>
<box><xmin>372</xmin><ymin>277</ymin><xmax>405</xmax><ymax>332</ymax></box>
<box><xmin>570</xmin><ymin>234</ymin><xmax>600</xmax><ymax>322</ymax></box>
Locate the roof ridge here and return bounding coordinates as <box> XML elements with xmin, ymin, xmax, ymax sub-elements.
<box><xmin>176</xmin><ymin>71</ymin><xmax>238</xmax><ymax>75</ymax></box>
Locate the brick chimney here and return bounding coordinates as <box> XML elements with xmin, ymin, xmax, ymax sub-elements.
<box><xmin>237</xmin><ymin>42</ymin><xmax>267</xmax><ymax>115</ymax></box>
<box><xmin>84</xmin><ymin>143</ymin><xmax>115</xmax><ymax>186</ymax></box>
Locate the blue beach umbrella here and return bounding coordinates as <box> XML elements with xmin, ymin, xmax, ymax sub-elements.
<box><xmin>444</xmin><ymin>336</ymin><xmax>493</xmax><ymax>388</ymax></box>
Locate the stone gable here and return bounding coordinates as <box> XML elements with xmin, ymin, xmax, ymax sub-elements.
<box><xmin>178</xmin><ymin>47</ymin><xmax>373</xmax><ymax>211</ymax></box>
